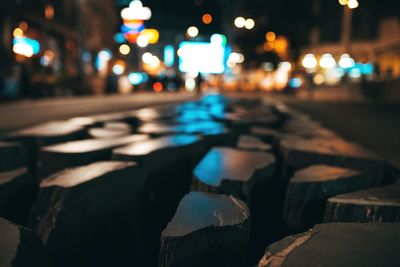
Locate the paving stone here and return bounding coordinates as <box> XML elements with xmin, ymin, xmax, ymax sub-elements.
<box><xmin>193</xmin><ymin>147</ymin><xmax>276</xmax><ymax>202</ymax></box>
<box><xmin>159</xmin><ymin>192</ymin><xmax>250</xmax><ymax>267</ymax></box>
<box><xmin>283</xmin><ymin>165</ymin><xmax>371</xmax><ymax>232</ymax></box>
<box><xmin>258</xmin><ymin>223</ymin><xmax>400</xmax><ymax>267</ymax></box>
<box><xmin>237</xmin><ymin>135</ymin><xmax>272</xmax><ymax>152</ymax></box>
<box><xmin>0</xmin><ymin>217</ymin><xmax>51</xmax><ymax>267</ymax></box>
<box><xmin>103</xmin><ymin>121</ymin><xmax>132</xmax><ymax>131</ymax></box>
<box><xmin>192</xmin><ymin>147</ymin><xmax>279</xmax><ymax>263</ymax></box>
<box><xmin>29</xmin><ymin>161</ymin><xmax>146</xmax><ymax>266</ymax></box>
<box><xmin>0</xmin><ymin>142</ymin><xmax>26</xmax><ymax>172</ymax></box>
<box><xmin>6</xmin><ymin>121</ymin><xmax>87</xmax><ymax>175</ymax></box>
<box><xmin>280</xmin><ymin>137</ymin><xmax>385</xmax><ymax>185</ymax></box>
<box><xmin>88</xmin><ymin>127</ymin><xmax>130</xmax><ymax>139</ymax></box>
<box><xmin>0</xmin><ymin>168</ymin><xmax>35</xmax><ymax>225</ymax></box>
<box><xmin>38</xmin><ymin>134</ymin><xmax>147</xmax><ymax>178</ymax></box>
<box><xmin>325</xmin><ymin>184</ymin><xmax>400</xmax><ymax>223</ymax></box>
<box><xmin>113</xmin><ymin>135</ymin><xmax>203</xmax><ymax>265</ymax></box>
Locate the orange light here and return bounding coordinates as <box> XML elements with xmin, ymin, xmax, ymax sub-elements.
<box><xmin>202</xmin><ymin>13</ymin><xmax>213</xmax><ymax>24</ymax></box>
<box><xmin>266</xmin><ymin>31</ymin><xmax>276</xmax><ymax>42</ymax></box>
<box><xmin>13</xmin><ymin>28</ymin><xmax>23</xmax><ymax>37</ymax></box>
<box><xmin>45</xmin><ymin>5</ymin><xmax>55</xmax><ymax>20</ymax></box>
<box><xmin>139</xmin><ymin>29</ymin><xmax>159</xmax><ymax>44</ymax></box>
<box><xmin>153</xmin><ymin>82</ymin><xmax>163</xmax><ymax>92</ymax></box>
<box><xmin>19</xmin><ymin>21</ymin><xmax>28</xmax><ymax>31</ymax></box>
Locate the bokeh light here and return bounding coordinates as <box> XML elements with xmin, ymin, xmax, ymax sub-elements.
<box><xmin>234</xmin><ymin>17</ymin><xmax>246</xmax><ymax>28</ymax></box>
<box><xmin>187</xmin><ymin>26</ymin><xmax>199</xmax><ymax>38</ymax></box>
<box><xmin>119</xmin><ymin>44</ymin><xmax>131</xmax><ymax>55</ymax></box>
<box><xmin>202</xmin><ymin>13</ymin><xmax>213</xmax><ymax>25</ymax></box>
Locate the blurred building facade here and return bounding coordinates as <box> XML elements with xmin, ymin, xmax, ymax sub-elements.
<box><xmin>0</xmin><ymin>0</ymin><xmax>118</xmax><ymax>99</ymax></box>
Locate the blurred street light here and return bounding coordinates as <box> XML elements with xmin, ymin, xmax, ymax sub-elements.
<box><xmin>13</xmin><ymin>28</ymin><xmax>23</xmax><ymax>37</ymax></box>
<box><xmin>45</xmin><ymin>5</ymin><xmax>55</xmax><ymax>20</ymax></box>
<box><xmin>119</xmin><ymin>44</ymin><xmax>131</xmax><ymax>55</ymax></box>
<box><xmin>347</xmin><ymin>0</ymin><xmax>359</xmax><ymax>9</ymax></box>
<box><xmin>202</xmin><ymin>13</ymin><xmax>213</xmax><ymax>25</ymax></box>
<box><xmin>244</xmin><ymin>18</ymin><xmax>255</xmax><ymax>30</ymax></box>
<box><xmin>319</xmin><ymin>53</ymin><xmax>336</xmax><ymax>68</ymax></box>
<box><xmin>339</xmin><ymin>54</ymin><xmax>355</xmax><ymax>68</ymax></box>
<box><xmin>266</xmin><ymin>31</ymin><xmax>276</xmax><ymax>42</ymax></box>
<box><xmin>302</xmin><ymin>54</ymin><xmax>318</xmax><ymax>69</ymax></box>
<box><xmin>234</xmin><ymin>17</ymin><xmax>246</xmax><ymax>28</ymax></box>
<box><xmin>338</xmin><ymin>0</ymin><xmax>348</xmax><ymax>6</ymax></box>
<box><xmin>137</xmin><ymin>35</ymin><xmax>149</xmax><ymax>47</ymax></box>
<box><xmin>187</xmin><ymin>26</ymin><xmax>199</xmax><ymax>38</ymax></box>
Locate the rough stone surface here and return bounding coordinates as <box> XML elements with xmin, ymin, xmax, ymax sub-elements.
<box><xmin>160</xmin><ymin>192</ymin><xmax>250</xmax><ymax>267</ymax></box>
<box><xmin>325</xmin><ymin>184</ymin><xmax>400</xmax><ymax>223</ymax></box>
<box><xmin>38</xmin><ymin>134</ymin><xmax>147</xmax><ymax>178</ymax></box>
<box><xmin>29</xmin><ymin>161</ymin><xmax>146</xmax><ymax>266</ymax></box>
<box><xmin>0</xmin><ymin>142</ymin><xmax>26</xmax><ymax>172</ymax></box>
<box><xmin>0</xmin><ymin>217</ymin><xmax>51</xmax><ymax>267</ymax></box>
<box><xmin>0</xmin><ymin>168</ymin><xmax>36</xmax><ymax>224</ymax></box>
<box><xmin>280</xmin><ymin>137</ymin><xmax>385</xmax><ymax>185</ymax></box>
<box><xmin>258</xmin><ymin>223</ymin><xmax>400</xmax><ymax>267</ymax></box>
<box><xmin>283</xmin><ymin>165</ymin><xmax>370</xmax><ymax>232</ymax></box>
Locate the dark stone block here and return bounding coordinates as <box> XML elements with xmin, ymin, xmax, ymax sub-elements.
<box><xmin>29</xmin><ymin>161</ymin><xmax>146</xmax><ymax>266</ymax></box>
<box><xmin>258</xmin><ymin>223</ymin><xmax>400</xmax><ymax>267</ymax></box>
<box><xmin>88</xmin><ymin>127</ymin><xmax>130</xmax><ymax>139</ymax></box>
<box><xmin>237</xmin><ymin>135</ymin><xmax>272</xmax><ymax>152</ymax></box>
<box><xmin>325</xmin><ymin>184</ymin><xmax>400</xmax><ymax>223</ymax></box>
<box><xmin>193</xmin><ymin>147</ymin><xmax>276</xmax><ymax>202</ymax></box>
<box><xmin>113</xmin><ymin>135</ymin><xmax>203</xmax><ymax>265</ymax></box>
<box><xmin>103</xmin><ymin>121</ymin><xmax>132</xmax><ymax>131</ymax></box>
<box><xmin>0</xmin><ymin>142</ymin><xmax>26</xmax><ymax>172</ymax></box>
<box><xmin>283</xmin><ymin>165</ymin><xmax>371</xmax><ymax>232</ymax></box>
<box><xmin>38</xmin><ymin>134</ymin><xmax>147</xmax><ymax>178</ymax></box>
<box><xmin>0</xmin><ymin>217</ymin><xmax>51</xmax><ymax>267</ymax></box>
<box><xmin>160</xmin><ymin>192</ymin><xmax>250</xmax><ymax>267</ymax></box>
<box><xmin>0</xmin><ymin>168</ymin><xmax>36</xmax><ymax>225</ymax></box>
<box><xmin>192</xmin><ymin>147</ymin><xmax>279</xmax><ymax>264</ymax></box>
<box><xmin>6</xmin><ymin>121</ymin><xmax>88</xmax><ymax>175</ymax></box>
<box><xmin>280</xmin><ymin>137</ymin><xmax>385</xmax><ymax>185</ymax></box>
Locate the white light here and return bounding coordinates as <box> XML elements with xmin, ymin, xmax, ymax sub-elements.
<box><xmin>98</xmin><ymin>50</ymin><xmax>112</xmax><ymax>61</ymax></box>
<box><xmin>301</xmin><ymin>54</ymin><xmax>318</xmax><ymax>69</ymax></box>
<box><xmin>185</xmin><ymin>78</ymin><xmax>196</xmax><ymax>91</ymax></box>
<box><xmin>234</xmin><ymin>17</ymin><xmax>246</xmax><ymax>28</ymax></box>
<box><xmin>187</xmin><ymin>26</ymin><xmax>199</xmax><ymax>38</ymax></box>
<box><xmin>13</xmin><ymin>43</ymin><xmax>33</xmax><ymax>57</ymax></box>
<box><xmin>149</xmin><ymin>56</ymin><xmax>160</xmax><ymax>67</ymax></box>
<box><xmin>339</xmin><ymin>54</ymin><xmax>355</xmax><ymax>69</ymax></box>
<box><xmin>237</xmin><ymin>53</ymin><xmax>245</xmax><ymax>63</ymax></box>
<box><xmin>229</xmin><ymin>52</ymin><xmax>240</xmax><ymax>63</ymax></box>
<box><xmin>120</xmin><ymin>0</ymin><xmax>152</xmax><ymax>20</ymax></box>
<box><xmin>245</xmin><ymin>19</ymin><xmax>255</xmax><ymax>30</ymax></box>
<box><xmin>188</xmin><ymin>71</ymin><xmax>199</xmax><ymax>78</ymax></box>
<box><xmin>279</xmin><ymin>61</ymin><xmax>292</xmax><ymax>72</ymax></box>
<box><xmin>178</xmin><ymin>41</ymin><xmax>225</xmax><ymax>74</ymax></box>
<box><xmin>210</xmin><ymin>34</ymin><xmax>224</xmax><ymax>45</ymax></box>
<box><xmin>112</xmin><ymin>64</ymin><xmax>124</xmax><ymax>75</ymax></box>
<box><xmin>347</xmin><ymin>0</ymin><xmax>359</xmax><ymax>9</ymax></box>
<box><xmin>142</xmin><ymin>52</ymin><xmax>153</xmax><ymax>64</ymax></box>
<box><xmin>119</xmin><ymin>44</ymin><xmax>130</xmax><ymax>55</ymax></box>
<box><xmin>349</xmin><ymin>68</ymin><xmax>361</xmax><ymax>78</ymax></box>
<box><xmin>319</xmin><ymin>53</ymin><xmax>336</xmax><ymax>68</ymax></box>
<box><xmin>338</xmin><ymin>0</ymin><xmax>348</xmax><ymax>5</ymax></box>
<box><xmin>137</xmin><ymin>35</ymin><xmax>149</xmax><ymax>47</ymax></box>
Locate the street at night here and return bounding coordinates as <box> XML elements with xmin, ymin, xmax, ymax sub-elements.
<box><xmin>1</xmin><ymin>0</ymin><xmax>400</xmax><ymax>266</ymax></box>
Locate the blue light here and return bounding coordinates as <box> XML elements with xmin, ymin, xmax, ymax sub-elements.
<box><xmin>121</xmin><ymin>24</ymin><xmax>145</xmax><ymax>34</ymax></box>
<box><xmin>128</xmin><ymin>72</ymin><xmax>144</xmax><ymax>85</ymax></box>
<box><xmin>164</xmin><ymin>45</ymin><xmax>175</xmax><ymax>67</ymax></box>
<box><xmin>289</xmin><ymin>78</ymin><xmax>303</xmax><ymax>88</ymax></box>
<box><xmin>360</xmin><ymin>63</ymin><xmax>374</xmax><ymax>75</ymax></box>
<box><xmin>13</xmin><ymin>37</ymin><xmax>40</xmax><ymax>55</ymax></box>
<box><xmin>114</xmin><ymin>33</ymin><xmax>126</xmax><ymax>44</ymax></box>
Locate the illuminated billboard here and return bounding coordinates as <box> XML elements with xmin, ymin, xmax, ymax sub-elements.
<box><xmin>178</xmin><ymin>41</ymin><xmax>226</xmax><ymax>74</ymax></box>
